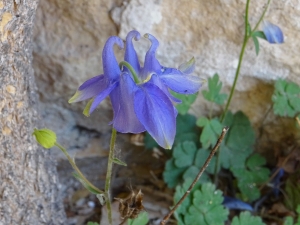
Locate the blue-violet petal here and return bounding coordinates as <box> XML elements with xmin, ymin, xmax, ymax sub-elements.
<box><xmin>110</xmin><ymin>73</ymin><xmax>145</xmax><ymax>133</ymax></box>
<box><xmin>124</xmin><ymin>30</ymin><xmax>141</xmax><ymax>75</ymax></box>
<box><xmin>102</xmin><ymin>36</ymin><xmax>124</xmax><ymax>80</ymax></box>
<box><xmin>263</xmin><ymin>21</ymin><xmax>284</xmax><ymax>44</ymax></box>
<box><xmin>160</xmin><ymin>68</ymin><xmax>202</xmax><ymax>94</ymax></box>
<box><xmin>134</xmin><ymin>83</ymin><xmax>176</xmax><ymax>149</ymax></box>
<box><xmin>68</xmin><ymin>75</ymin><xmax>107</xmax><ymax>103</ymax></box>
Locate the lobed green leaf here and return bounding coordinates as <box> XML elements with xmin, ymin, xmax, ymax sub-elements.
<box><xmin>202</xmin><ymin>73</ymin><xmax>227</xmax><ymax>105</ymax></box>
<box><xmin>231</xmin><ymin>211</ymin><xmax>266</xmax><ymax>225</ymax></box>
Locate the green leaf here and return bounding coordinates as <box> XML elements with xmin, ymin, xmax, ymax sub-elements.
<box><xmin>87</xmin><ymin>222</ymin><xmax>99</xmax><ymax>225</ymax></box>
<box><xmin>197</xmin><ymin>117</ymin><xmax>222</xmax><ymax>149</ymax></box>
<box><xmin>73</xmin><ymin>172</ymin><xmax>102</xmax><ymax>195</ymax></box>
<box><xmin>194</xmin><ymin>148</ymin><xmax>217</xmax><ymax>174</ymax></box>
<box><xmin>284</xmin><ymin>172</ymin><xmax>300</xmax><ymax>211</ymax></box>
<box><xmin>172</xmin><ymin>91</ymin><xmax>198</xmax><ymax>115</ymax></box>
<box><xmin>219</xmin><ymin>111</ymin><xmax>255</xmax><ymax>169</ymax></box>
<box><xmin>163</xmin><ymin>159</ymin><xmax>187</xmax><ymax>188</ymax></box>
<box><xmin>202</xmin><ymin>73</ymin><xmax>227</xmax><ymax>105</ymax></box>
<box><xmin>252</xmin><ymin>35</ymin><xmax>260</xmax><ymax>55</ymax></box>
<box><xmin>174</xmin><ymin>179</ymin><xmax>201</xmax><ymax>217</ymax></box>
<box><xmin>173</xmin><ymin>142</ymin><xmax>197</xmax><ymax>167</ymax></box>
<box><xmin>176</xmin><ymin>182</ymin><xmax>229</xmax><ymax>225</ymax></box>
<box><xmin>231</xmin><ymin>211</ymin><xmax>266</xmax><ymax>225</ymax></box>
<box><xmin>175</xmin><ymin>114</ymin><xmax>199</xmax><ymax>145</ymax></box>
<box><xmin>252</xmin><ymin>31</ymin><xmax>267</xmax><ymax>40</ymax></box>
<box><xmin>127</xmin><ymin>211</ymin><xmax>149</xmax><ymax>225</ymax></box>
<box><xmin>112</xmin><ymin>157</ymin><xmax>127</xmax><ymax>166</ymax></box>
<box><xmin>283</xmin><ymin>217</ymin><xmax>294</xmax><ymax>225</ymax></box>
<box><xmin>231</xmin><ymin>154</ymin><xmax>270</xmax><ymax>202</ymax></box>
<box><xmin>163</xmin><ymin>142</ymin><xmax>210</xmax><ymax>188</ymax></box>
<box><xmin>33</xmin><ymin>128</ymin><xmax>57</xmax><ymax>149</ymax></box>
<box><xmin>272</xmin><ymin>79</ymin><xmax>300</xmax><ymax>117</ymax></box>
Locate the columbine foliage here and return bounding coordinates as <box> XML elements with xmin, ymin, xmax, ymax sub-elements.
<box><xmin>163</xmin><ymin>141</ymin><xmax>215</xmax><ymax>188</ymax></box>
<box><xmin>202</xmin><ymin>73</ymin><xmax>227</xmax><ymax>105</ymax></box>
<box><xmin>196</xmin><ymin>117</ymin><xmax>223</xmax><ymax>149</ymax></box>
<box><xmin>172</xmin><ymin>91</ymin><xmax>198</xmax><ymax>115</ymax></box>
<box><xmin>272</xmin><ymin>79</ymin><xmax>300</xmax><ymax>117</ymax></box>
<box><xmin>231</xmin><ymin>154</ymin><xmax>270</xmax><ymax>201</ymax></box>
<box><xmin>219</xmin><ymin>111</ymin><xmax>255</xmax><ymax>169</ymax></box>
<box><xmin>174</xmin><ymin>180</ymin><xmax>229</xmax><ymax>225</ymax></box>
<box><xmin>284</xmin><ymin>205</ymin><xmax>300</xmax><ymax>225</ymax></box>
<box><xmin>284</xmin><ymin>171</ymin><xmax>300</xmax><ymax>211</ymax></box>
<box><xmin>127</xmin><ymin>212</ymin><xmax>149</xmax><ymax>225</ymax></box>
<box><xmin>231</xmin><ymin>211</ymin><xmax>266</xmax><ymax>225</ymax></box>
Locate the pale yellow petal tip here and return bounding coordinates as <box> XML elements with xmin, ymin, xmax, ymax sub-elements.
<box><xmin>68</xmin><ymin>92</ymin><xmax>80</xmax><ymax>104</ymax></box>
<box><xmin>165</xmin><ymin>143</ymin><xmax>173</xmax><ymax>150</ymax></box>
<box><xmin>83</xmin><ymin>98</ymin><xmax>94</xmax><ymax>117</ymax></box>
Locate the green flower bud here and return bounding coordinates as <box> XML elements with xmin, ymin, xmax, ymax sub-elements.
<box><xmin>33</xmin><ymin>128</ymin><xmax>57</xmax><ymax>149</ymax></box>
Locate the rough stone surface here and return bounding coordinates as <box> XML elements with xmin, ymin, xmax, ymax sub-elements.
<box><xmin>0</xmin><ymin>0</ymin><xmax>65</xmax><ymax>224</ymax></box>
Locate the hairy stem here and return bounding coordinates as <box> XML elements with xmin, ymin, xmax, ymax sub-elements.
<box><xmin>104</xmin><ymin>128</ymin><xmax>117</xmax><ymax>225</ymax></box>
<box><xmin>55</xmin><ymin>143</ymin><xmax>104</xmax><ymax>194</ymax></box>
<box><xmin>160</xmin><ymin>127</ymin><xmax>229</xmax><ymax>225</ymax></box>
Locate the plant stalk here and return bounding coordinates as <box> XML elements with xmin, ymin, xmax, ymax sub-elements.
<box><xmin>104</xmin><ymin>128</ymin><xmax>117</xmax><ymax>225</ymax></box>
<box><xmin>54</xmin><ymin>143</ymin><xmax>103</xmax><ymax>194</ymax></box>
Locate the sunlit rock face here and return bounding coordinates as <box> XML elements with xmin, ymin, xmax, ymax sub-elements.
<box><xmin>32</xmin><ymin>0</ymin><xmax>300</xmax><ymax>159</ymax></box>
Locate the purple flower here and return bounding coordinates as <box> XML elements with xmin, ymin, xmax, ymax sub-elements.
<box><xmin>69</xmin><ymin>31</ymin><xmax>202</xmax><ymax>149</ymax></box>
<box><xmin>262</xmin><ymin>21</ymin><xmax>284</xmax><ymax>44</ymax></box>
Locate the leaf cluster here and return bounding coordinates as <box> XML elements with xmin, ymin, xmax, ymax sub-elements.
<box><xmin>202</xmin><ymin>73</ymin><xmax>227</xmax><ymax>105</ymax></box>
<box><xmin>163</xmin><ymin>141</ymin><xmax>215</xmax><ymax>188</ymax></box>
<box><xmin>231</xmin><ymin>154</ymin><xmax>270</xmax><ymax>201</ymax></box>
<box><xmin>174</xmin><ymin>180</ymin><xmax>229</xmax><ymax>225</ymax></box>
<box><xmin>272</xmin><ymin>79</ymin><xmax>300</xmax><ymax>117</ymax></box>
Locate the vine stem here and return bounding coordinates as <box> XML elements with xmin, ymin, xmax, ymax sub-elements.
<box><xmin>54</xmin><ymin>142</ymin><xmax>103</xmax><ymax>194</ymax></box>
<box><xmin>104</xmin><ymin>128</ymin><xmax>117</xmax><ymax>225</ymax></box>
<box><xmin>160</xmin><ymin>127</ymin><xmax>229</xmax><ymax>225</ymax></box>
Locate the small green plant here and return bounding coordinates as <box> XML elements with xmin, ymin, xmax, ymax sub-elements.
<box><xmin>272</xmin><ymin>79</ymin><xmax>300</xmax><ymax>117</ymax></box>
<box><xmin>174</xmin><ymin>180</ymin><xmax>229</xmax><ymax>225</ymax></box>
<box><xmin>231</xmin><ymin>211</ymin><xmax>266</xmax><ymax>225</ymax></box>
<box><xmin>284</xmin><ymin>205</ymin><xmax>300</xmax><ymax>225</ymax></box>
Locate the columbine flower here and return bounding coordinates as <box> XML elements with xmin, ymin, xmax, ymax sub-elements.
<box><xmin>69</xmin><ymin>31</ymin><xmax>202</xmax><ymax>149</ymax></box>
<box><xmin>262</xmin><ymin>21</ymin><xmax>284</xmax><ymax>44</ymax></box>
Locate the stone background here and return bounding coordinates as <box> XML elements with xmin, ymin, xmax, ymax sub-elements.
<box><xmin>31</xmin><ymin>0</ymin><xmax>300</xmax><ymax>221</ymax></box>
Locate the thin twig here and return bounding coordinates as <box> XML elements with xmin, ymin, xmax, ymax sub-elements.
<box><xmin>160</xmin><ymin>127</ymin><xmax>229</xmax><ymax>225</ymax></box>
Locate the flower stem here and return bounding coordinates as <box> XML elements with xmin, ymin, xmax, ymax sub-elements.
<box><xmin>215</xmin><ymin>0</ymin><xmax>251</xmax><ymax>183</ymax></box>
<box><xmin>119</xmin><ymin>61</ymin><xmax>139</xmax><ymax>83</ymax></box>
<box><xmin>54</xmin><ymin>142</ymin><xmax>104</xmax><ymax>194</ymax></box>
<box><xmin>160</xmin><ymin>127</ymin><xmax>229</xmax><ymax>225</ymax></box>
<box><xmin>252</xmin><ymin>0</ymin><xmax>272</xmax><ymax>32</ymax></box>
<box><xmin>221</xmin><ymin>0</ymin><xmax>251</xmax><ymax>122</ymax></box>
<box><xmin>104</xmin><ymin>128</ymin><xmax>117</xmax><ymax>225</ymax></box>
